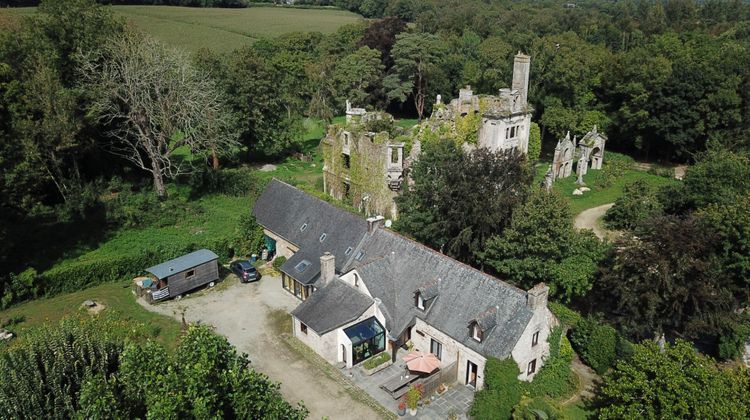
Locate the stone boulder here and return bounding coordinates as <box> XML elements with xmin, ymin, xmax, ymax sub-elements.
<box><xmin>572</xmin><ymin>188</ymin><xmax>584</xmax><ymax>196</ymax></box>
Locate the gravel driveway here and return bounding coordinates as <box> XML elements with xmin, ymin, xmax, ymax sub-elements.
<box><xmin>139</xmin><ymin>274</ymin><xmax>382</xmax><ymax>420</ymax></box>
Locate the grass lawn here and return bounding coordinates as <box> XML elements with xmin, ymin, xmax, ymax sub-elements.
<box><xmin>561</xmin><ymin>401</ymin><xmax>594</xmax><ymax>419</ymax></box>
<box><xmin>3</xmin><ymin>6</ymin><xmax>362</xmax><ymax>54</ymax></box>
<box><xmin>536</xmin><ymin>153</ymin><xmax>679</xmax><ymax>216</ymax></box>
<box><xmin>0</xmin><ymin>281</ymin><xmax>182</xmax><ymax>349</ymax></box>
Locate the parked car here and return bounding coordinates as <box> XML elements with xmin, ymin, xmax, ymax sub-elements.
<box><xmin>230</xmin><ymin>260</ymin><xmax>260</xmax><ymax>283</ymax></box>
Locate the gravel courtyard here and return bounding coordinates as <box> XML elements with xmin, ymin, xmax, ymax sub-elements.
<box><xmin>139</xmin><ymin>274</ymin><xmax>384</xmax><ymax>420</ymax></box>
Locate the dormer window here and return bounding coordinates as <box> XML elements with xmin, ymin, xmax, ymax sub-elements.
<box><xmin>416</xmin><ymin>294</ymin><xmax>425</xmax><ymax>310</ymax></box>
<box><xmin>472</xmin><ymin>323</ymin><xmax>483</xmax><ymax>342</ymax></box>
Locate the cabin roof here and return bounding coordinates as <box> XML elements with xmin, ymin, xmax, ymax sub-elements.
<box><xmin>146</xmin><ymin>249</ymin><xmax>219</xmax><ymax>280</ymax></box>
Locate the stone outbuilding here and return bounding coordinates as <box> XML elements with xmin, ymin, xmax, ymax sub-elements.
<box><xmin>551</xmin><ymin>131</ymin><xmax>575</xmax><ymax>181</ymax></box>
<box><xmin>576</xmin><ymin>125</ymin><xmax>607</xmax><ymax>177</ymax></box>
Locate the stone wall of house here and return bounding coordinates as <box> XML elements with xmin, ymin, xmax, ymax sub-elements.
<box><xmin>410</xmin><ymin>318</ymin><xmax>488</xmax><ymax>390</ymax></box>
<box><xmin>292</xmin><ymin>299</ymin><xmax>384</xmax><ymax>368</ymax></box>
<box><xmin>263</xmin><ymin>229</ymin><xmax>298</xmax><ymax>259</ymax></box>
<box><xmin>510</xmin><ymin>306</ymin><xmax>557</xmax><ymax>381</ymax></box>
<box><xmin>478</xmin><ymin>113</ymin><xmax>532</xmax><ymax>153</ymax></box>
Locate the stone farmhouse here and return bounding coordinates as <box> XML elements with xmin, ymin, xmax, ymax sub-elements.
<box><xmin>253</xmin><ymin>179</ymin><xmax>556</xmax><ymax>389</ymax></box>
<box><xmin>322</xmin><ymin>53</ymin><xmax>534</xmax><ymax>219</ymax></box>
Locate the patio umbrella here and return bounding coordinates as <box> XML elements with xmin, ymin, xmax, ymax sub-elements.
<box><xmin>402</xmin><ymin>350</ymin><xmax>440</xmax><ymax>374</ymax></box>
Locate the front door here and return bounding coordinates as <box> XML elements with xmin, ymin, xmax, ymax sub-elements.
<box><xmin>466</xmin><ymin>360</ymin><xmax>478</xmax><ymax>388</ymax></box>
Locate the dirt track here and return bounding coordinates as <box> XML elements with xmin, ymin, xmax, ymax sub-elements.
<box><xmin>139</xmin><ymin>276</ymin><xmax>382</xmax><ymax>420</ymax></box>
<box><xmin>573</xmin><ymin>203</ymin><xmax>616</xmax><ymax>240</ymax></box>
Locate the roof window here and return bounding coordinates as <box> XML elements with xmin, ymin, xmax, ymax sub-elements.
<box><xmin>345</xmin><ymin>247</ymin><xmax>353</xmax><ymax>256</ymax></box>
<box><xmin>319</xmin><ymin>233</ymin><xmax>327</xmax><ymax>242</ymax></box>
<box><xmin>295</xmin><ymin>260</ymin><xmax>311</xmax><ymax>273</ymax></box>
<box><xmin>300</xmin><ymin>223</ymin><xmax>308</xmax><ymax>232</ymax></box>
<box><xmin>355</xmin><ymin>251</ymin><xmax>365</xmax><ymax>261</ymax></box>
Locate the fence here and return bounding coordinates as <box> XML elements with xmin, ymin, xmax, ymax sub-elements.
<box><xmin>420</xmin><ymin>361</ymin><xmax>458</xmax><ymax>397</ymax></box>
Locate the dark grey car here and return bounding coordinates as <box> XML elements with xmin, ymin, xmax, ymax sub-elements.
<box><xmin>230</xmin><ymin>260</ymin><xmax>260</xmax><ymax>283</ymax></box>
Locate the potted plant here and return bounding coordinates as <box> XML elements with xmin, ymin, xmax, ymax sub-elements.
<box><xmin>397</xmin><ymin>399</ymin><xmax>406</xmax><ymax>416</ymax></box>
<box><xmin>405</xmin><ymin>385</ymin><xmax>422</xmax><ymax>416</ymax></box>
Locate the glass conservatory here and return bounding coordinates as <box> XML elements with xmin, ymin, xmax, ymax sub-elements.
<box><xmin>344</xmin><ymin>317</ymin><xmax>386</xmax><ymax>366</ymax></box>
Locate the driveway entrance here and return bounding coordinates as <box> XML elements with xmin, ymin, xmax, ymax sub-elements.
<box><xmin>139</xmin><ymin>274</ymin><xmax>383</xmax><ymax>419</ymax></box>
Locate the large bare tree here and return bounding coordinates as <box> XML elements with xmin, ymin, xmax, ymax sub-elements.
<box><xmin>80</xmin><ymin>31</ymin><xmax>237</xmax><ymax>199</ymax></box>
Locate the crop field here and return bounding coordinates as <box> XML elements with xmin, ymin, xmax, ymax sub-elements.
<box><xmin>3</xmin><ymin>5</ymin><xmax>362</xmax><ymax>53</ymax></box>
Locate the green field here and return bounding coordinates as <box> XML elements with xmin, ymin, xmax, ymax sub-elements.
<box><xmin>0</xmin><ymin>282</ymin><xmax>182</xmax><ymax>349</ymax></box>
<box><xmin>4</xmin><ymin>5</ymin><xmax>363</xmax><ymax>53</ymax></box>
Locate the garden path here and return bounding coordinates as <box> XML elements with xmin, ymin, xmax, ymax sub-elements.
<box><xmin>574</xmin><ymin>203</ymin><xmax>617</xmax><ymax>240</ymax></box>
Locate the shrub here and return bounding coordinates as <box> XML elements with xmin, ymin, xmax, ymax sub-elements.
<box><xmin>363</xmin><ymin>352</ymin><xmax>390</xmax><ymax>369</ymax></box>
<box><xmin>471</xmin><ymin>358</ymin><xmax>523</xmax><ymax>419</ymax></box>
<box><xmin>604</xmin><ymin>179</ymin><xmax>663</xmax><ymax>230</ymax></box>
<box><xmin>527</xmin><ymin>328</ymin><xmax>575</xmax><ymax>399</ymax></box>
<box><xmin>569</xmin><ymin>316</ymin><xmax>619</xmax><ymax>374</ymax></box>
<box><xmin>548</xmin><ymin>302</ymin><xmax>581</xmax><ymax>328</ymax></box>
<box><xmin>512</xmin><ymin>395</ymin><xmax>561</xmax><ymax>420</ymax></box>
<box><xmin>273</xmin><ymin>256</ymin><xmax>287</xmax><ymax>270</ymax></box>
<box><xmin>237</xmin><ymin>213</ymin><xmax>265</xmax><ymax>257</ymax></box>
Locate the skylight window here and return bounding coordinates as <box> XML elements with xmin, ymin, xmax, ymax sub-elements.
<box><xmin>355</xmin><ymin>251</ymin><xmax>365</xmax><ymax>261</ymax></box>
<box><xmin>319</xmin><ymin>233</ymin><xmax>327</xmax><ymax>242</ymax></box>
<box><xmin>300</xmin><ymin>223</ymin><xmax>308</xmax><ymax>232</ymax></box>
<box><xmin>295</xmin><ymin>260</ymin><xmax>311</xmax><ymax>273</ymax></box>
<box><xmin>345</xmin><ymin>247</ymin><xmax>353</xmax><ymax>256</ymax></box>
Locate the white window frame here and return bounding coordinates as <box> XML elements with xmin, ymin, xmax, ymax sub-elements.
<box><xmin>472</xmin><ymin>324</ymin><xmax>482</xmax><ymax>342</ymax></box>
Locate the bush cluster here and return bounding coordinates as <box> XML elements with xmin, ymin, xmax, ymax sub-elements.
<box><xmin>0</xmin><ymin>315</ymin><xmax>308</xmax><ymax>419</ymax></box>
<box><xmin>569</xmin><ymin>316</ymin><xmax>632</xmax><ymax>374</ymax></box>
<box><xmin>189</xmin><ymin>167</ymin><xmax>268</xmax><ymax>198</ymax></box>
<box><xmin>272</xmin><ymin>256</ymin><xmax>287</xmax><ymax>270</ymax></box>
<box><xmin>471</xmin><ymin>328</ymin><xmax>575</xmax><ymax>420</ymax></box>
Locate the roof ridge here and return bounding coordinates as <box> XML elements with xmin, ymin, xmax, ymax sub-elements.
<box><xmin>375</xmin><ymin>229</ymin><xmax>528</xmax><ymax>296</ymax></box>
<box><xmin>268</xmin><ymin>178</ymin><xmax>366</xmax><ymax>225</ymax></box>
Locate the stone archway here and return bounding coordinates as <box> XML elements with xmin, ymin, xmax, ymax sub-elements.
<box><xmin>590</xmin><ymin>147</ymin><xmax>602</xmax><ymax>170</ymax></box>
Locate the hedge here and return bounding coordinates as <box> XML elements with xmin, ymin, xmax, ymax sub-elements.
<box><xmin>2</xmin><ymin>236</ymin><xmax>237</xmax><ymax>309</ymax></box>
<box><xmin>569</xmin><ymin>316</ymin><xmax>632</xmax><ymax>374</ymax></box>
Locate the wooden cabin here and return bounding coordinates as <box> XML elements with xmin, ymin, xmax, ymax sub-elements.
<box><xmin>138</xmin><ymin>249</ymin><xmax>220</xmax><ymax>303</ymax></box>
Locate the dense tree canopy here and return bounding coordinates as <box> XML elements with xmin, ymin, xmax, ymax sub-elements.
<box><xmin>395</xmin><ymin>139</ymin><xmax>532</xmax><ymax>265</ymax></box>
<box><xmin>484</xmin><ymin>190</ymin><xmax>607</xmax><ymax>302</ymax></box>
<box><xmin>594</xmin><ymin>340</ymin><xmax>750</xmax><ymax>419</ymax></box>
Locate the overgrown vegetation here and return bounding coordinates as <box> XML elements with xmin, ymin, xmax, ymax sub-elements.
<box><xmin>0</xmin><ymin>315</ymin><xmax>308</xmax><ymax>418</ymax></box>
<box><xmin>471</xmin><ymin>327</ymin><xmax>575</xmax><ymax>420</ymax></box>
<box><xmin>362</xmin><ymin>351</ymin><xmax>390</xmax><ymax>370</ymax></box>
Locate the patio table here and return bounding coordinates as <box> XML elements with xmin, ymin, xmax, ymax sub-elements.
<box><xmin>380</xmin><ymin>371</ymin><xmax>420</xmax><ymax>398</ymax></box>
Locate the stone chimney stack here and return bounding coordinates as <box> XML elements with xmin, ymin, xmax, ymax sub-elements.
<box><xmin>320</xmin><ymin>252</ymin><xmax>335</xmax><ymax>286</ymax></box>
<box><xmin>366</xmin><ymin>215</ymin><xmax>385</xmax><ymax>233</ymax></box>
<box><xmin>512</xmin><ymin>52</ymin><xmax>531</xmax><ymax>108</ymax></box>
<box><xmin>527</xmin><ymin>283</ymin><xmax>549</xmax><ymax>311</ymax></box>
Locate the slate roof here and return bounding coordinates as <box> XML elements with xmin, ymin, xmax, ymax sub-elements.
<box><xmin>291</xmin><ymin>279</ymin><xmax>373</xmax><ymax>335</ymax></box>
<box><xmin>253</xmin><ymin>179</ymin><xmax>368</xmax><ymax>285</ymax></box>
<box><xmin>145</xmin><ymin>249</ymin><xmax>218</xmax><ymax>280</ymax></box>
<box><xmin>254</xmin><ymin>180</ymin><xmax>536</xmax><ymax>360</ymax></box>
<box><xmin>351</xmin><ymin>229</ymin><xmax>533</xmax><ymax>360</ymax></box>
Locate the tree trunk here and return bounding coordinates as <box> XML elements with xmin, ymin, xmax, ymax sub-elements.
<box><xmin>211</xmin><ymin>146</ymin><xmax>220</xmax><ymax>170</ymax></box>
<box><xmin>150</xmin><ymin>159</ymin><xmax>168</xmax><ymax>200</ymax></box>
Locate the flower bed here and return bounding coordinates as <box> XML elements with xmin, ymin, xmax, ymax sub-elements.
<box><xmin>362</xmin><ymin>352</ymin><xmax>393</xmax><ymax>375</ymax></box>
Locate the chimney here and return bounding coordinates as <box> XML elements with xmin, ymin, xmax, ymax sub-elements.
<box><xmin>512</xmin><ymin>52</ymin><xmax>531</xmax><ymax>109</ymax></box>
<box><xmin>527</xmin><ymin>283</ymin><xmax>549</xmax><ymax>311</ymax></box>
<box><xmin>366</xmin><ymin>215</ymin><xmax>385</xmax><ymax>233</ymax></box>
<box><xmin>320</xmin><ymin>252</ymin><xmax>335</xmax><ymax>286</ymax></box>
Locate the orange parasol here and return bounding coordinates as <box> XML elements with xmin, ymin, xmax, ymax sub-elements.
<box><xmin>402</xmin><ymin>350</ymin><xmax>440</xmax><ymax>374</ymax></box>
